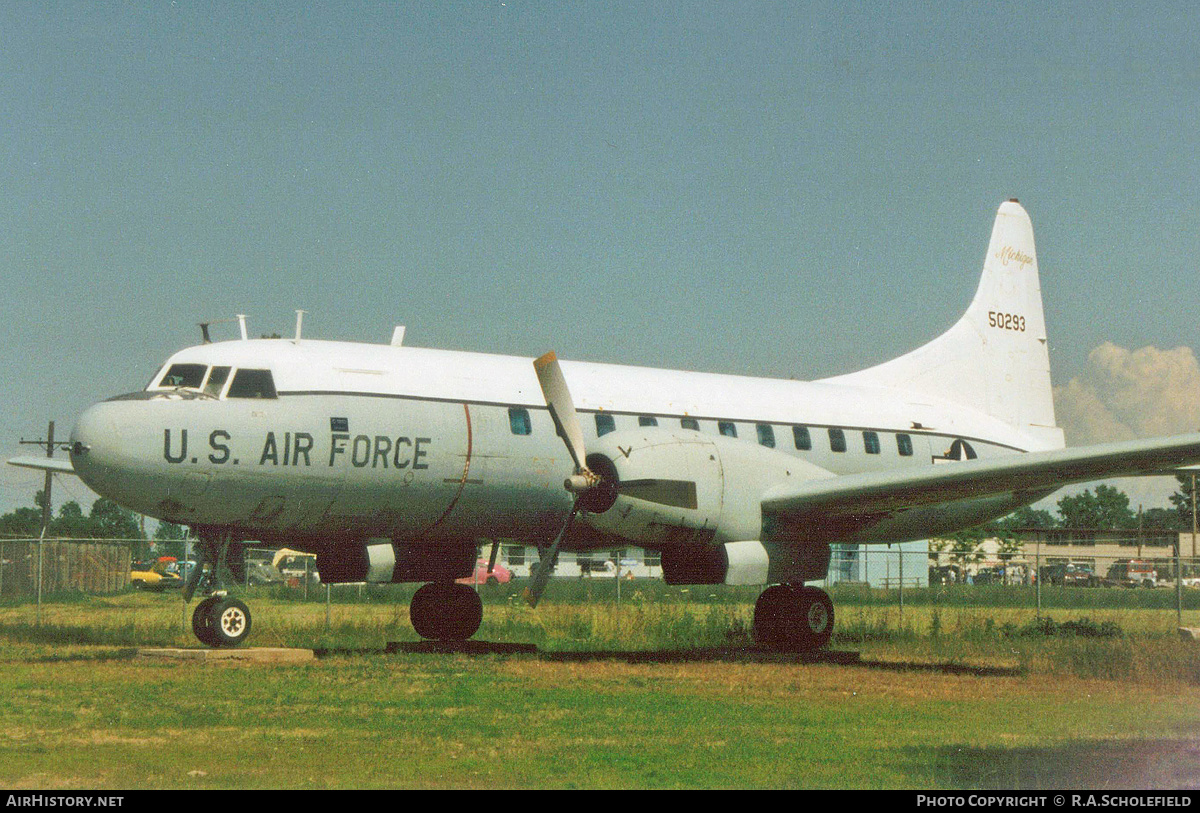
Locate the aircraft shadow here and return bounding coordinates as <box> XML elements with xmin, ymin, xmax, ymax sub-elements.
<box><xmin>367</xmin><ymin>640</ymin><xmax>1023</xmax><ymax>675</ymax></box>
<box><xmin>910</xmin><ymin>739</ymin><xmax>1200</xmax><ymax>789</ymax></box>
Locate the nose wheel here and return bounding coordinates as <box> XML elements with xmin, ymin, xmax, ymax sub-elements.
<box><xmin>192</xmin><ymin>595</ymin><xmax>253</xmax><ymax>648</ymax></box>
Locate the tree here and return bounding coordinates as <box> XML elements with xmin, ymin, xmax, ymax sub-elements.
<box><xmin>50</xmin><ymin>501</ymin><xmax>91</xmax><ymax>538</ymax></box>
<box><xmin>87</xmin><ymin>498</ymin><xmax>144</xmax><ymax>540</ymax></box>
<box><xmin>152</xmin><ymin>521</ymin><xmax>189</xmax><ymax>559</ymax></box>
<box><xmin>1056</xmin><ymin>485</ymin><xmax>1136</xmax><ymax>530</ymax></box>
<box><xmin>0</xmin><ymin>504</ymin><xmax>42</xmax><ymax>537</ymax></box>
<box><xmin>1170</xmin><ymin>474</ymin><xmax>1198</xmax><ymax>532</ymax></box>
<box><xmin>992</xmin><ymin>506</ymin><xmax>1056</xmax><ymax>531</ymax></box>
<box><xmin>1141</xmin><ymin>506</ymin><xmax>1184</xmax><ymax>532</ymax></box>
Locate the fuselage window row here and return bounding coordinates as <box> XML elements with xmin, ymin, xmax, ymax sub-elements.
<box><xmin>580</xmin><ymin>412</ymin><xmax>922</xmax><ymax>458</ymax></box>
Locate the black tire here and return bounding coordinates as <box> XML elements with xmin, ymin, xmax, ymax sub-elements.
<box><xmin>754</xmin><ymin>585</ymin><xmax>834</xmax><ymax>651</ymax></box>
<box><xmin>410</xmin><ymin>582</ymin><xmax>483</xmax><ymax>641</ymax></box>
<box><xmin>191</xmin><ymin>596</ymin><xmax>222</xmax><ymax>647</ymax></box>
<box><xmin>796</xmin><ymin>587</ymin><xmax>834</xmax><ymax>650</ymax></box>
<box><xmin>752</xmin><ymin>585</ymin><xmax>795</xmax><ymax>649</ymax></box>
<box><xmin>207</xmin><ymin>596</ymin><xmax>252</xmax><ymax>648</ymax></box>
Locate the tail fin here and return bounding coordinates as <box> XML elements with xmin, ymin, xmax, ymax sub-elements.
<box><xmin>824</xmin><ymin>200</ymin><xmax>1064</xmax><ymax>450</ymax></box>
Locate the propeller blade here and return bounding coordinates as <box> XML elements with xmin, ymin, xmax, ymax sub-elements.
<box><xmin>533</xmin><ymin>352</ymin><xmax>588</xmax><ymax>474</ymax></box>
<box><xmin>523</xmin><ymin>501</ymin><xmax>580</xmax><ymax>608</ymax></box>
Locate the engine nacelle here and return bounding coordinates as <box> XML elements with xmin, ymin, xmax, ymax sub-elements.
<box><xmin>317</xmin><ymin>540</ymin><xmax>475</xmax><ymax>584</ymax></box>
<box><xmin>659</xmin><ymin>539</ymin><xmax>831</xmax><ymax>586</ymax></box>
<box><xmin>581</xmin><ymin>428</ymin><xmax>834</xmax><ymax>546</ymax></box>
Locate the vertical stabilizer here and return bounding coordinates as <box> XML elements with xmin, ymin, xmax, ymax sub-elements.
<box><xmin>824</xmin><ymin>200</ymin><xmax>1063</xmax><ymax>450</ymax></box>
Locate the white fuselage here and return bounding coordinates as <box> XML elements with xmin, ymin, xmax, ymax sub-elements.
<box><xmin>69</xmin><ymin>338</ymin><xmax>1048</xmax><ymax>547</ymax></box>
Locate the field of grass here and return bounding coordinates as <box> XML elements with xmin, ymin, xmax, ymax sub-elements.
<box><xmin>0</xmin><ymin>581</ymin><xmax>1198</xmax><ymax>789</ymax></box>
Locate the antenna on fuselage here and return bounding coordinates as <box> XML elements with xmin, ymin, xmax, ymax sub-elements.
<box><xmin>294</xmin><ymin>310</ymin><xmax>307</xmax><ymax>343</ymax></box>
<box><xmin>198</xmin><ymin>317</ymin><xmax>244</xmax><ymax>344</ymax></box>
<box><xmin>237</xmin><ymin>314</ymin><xmax>248</xmax><ymax>341</ymax></box>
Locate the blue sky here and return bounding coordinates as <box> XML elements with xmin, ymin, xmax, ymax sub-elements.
<box><xmin>3</xmin><ymin>2</ymin><xmax>1198</xmax><ymax>515</ymax></box>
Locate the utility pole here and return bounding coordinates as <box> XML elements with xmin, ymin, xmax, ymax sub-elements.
<box><xmin>19</xmin><ymin>421</ymin><xmax>60</xmax><ymax>535</ymax></box>
<box><xmin>1192</xmin><ymin>472</ymin><xmax>1197</xmax><ymax>560</ymax></box>
<box><xmin>19</xmin><ymin>421</ymin><xmax>65</xmax><ymax>626</ymax></box>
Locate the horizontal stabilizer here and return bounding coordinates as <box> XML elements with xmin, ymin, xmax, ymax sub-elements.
<box><xmin>762</xmin><ymin>432</ymin><xmax>1200</xmax><ymax>521</ymax></box>
<box><xmin>7</xmin><ymin>456</ymin><xmax>76</xmax><ymax>475</ymax></box>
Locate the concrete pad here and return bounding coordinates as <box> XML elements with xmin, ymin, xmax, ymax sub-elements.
<box><xmin>137</xmin><ymin>647</ymin><xmax>315</xmax><ymax>663</ymax></box>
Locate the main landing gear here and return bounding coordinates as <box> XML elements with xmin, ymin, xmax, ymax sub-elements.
<box><xmin>409</xmin><ymin>582</ymin><xmax>483</xmax><ymax>641</ymax></box>
<box><xmin>753</xmin><ymin>584</ymin><xmax>835</xmax><ymax>651</ymax></box>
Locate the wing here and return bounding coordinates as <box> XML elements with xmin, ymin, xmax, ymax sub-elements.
<box><xmin>761</xmin><ymin>432</ymin><xmax>1200</xmax><ymax>541</ymax></box>
<box><xmin>7</xmin><ymin>456</ymin><xmax>76</xmax><ymax>475</ymax></box>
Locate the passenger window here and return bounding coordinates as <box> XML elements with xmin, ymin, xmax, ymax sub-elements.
<box><xmin>792</xmin><ymin>425</ymin><xmax>812</xmax><ymax>451</ymax></box>
<box><xmin>159</xmin><ymin>363</ymin><xmax>207</xmax><ymax>389</ymax></box>
<box><xmin>638</xmin><ymin>416</ymin><xmax>658</xmax><ymax>427</ymax></box>
<box><xmin>828</xmin><ymin>428</ymin><xmax>846</xmax><ymax>453</ymax></box>
<box><xmin>508</xmin><ymin>407</ymin><xmax>532</xmax><ymax>436</ymax></box>
<box><xmin>863</xmin><ymin>431</ymin><xmax>880</xmax><ymax>454</ymax></box>
<box><xmin>226</xmin><ymin>369</ymin><xmax>277</xmax><ymax>399</ymax></box>
<box><xmin>680</xmin><ymin>418</ymin><xmax>700</xmax><ymax>431</ymax></box>
<box><xmin>204</xmin><ymin>366</ymin><xmax>231</xmax><ymax>396</ymax></box>
<box><xmin>896</xmin><ymin>433</ymin><xmax>914</xmax><ymax>456</ymax></box>
<box><xmin>595</xmin><ymin>413</ymin><xmax>616</xmax><ymax>437</ymax></box>
<box><xmin>718</xmin><ymin>421</ymin><xmax>737</xmax><ymax>438</ymax></box>
<box><xmin>756</xmin><ymin>424</ymin><xmax>775</xmax><ymax>448</ymax></box>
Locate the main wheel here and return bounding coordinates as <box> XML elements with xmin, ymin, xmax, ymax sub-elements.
<box><xmin>410</xmin><ymin>582</ymin><xmax>483</xmax><ymax>641</ymax></box>
<box><xmin>753</xmin><ymin>585</ymin><xmax>834</xmax><ymax>651</ymax></box>
<box><xmin>752</xmin><ymin>584</ymin><xmax>796</xmax><ymax>649</ymax></box>
<box><xmin>207</xmin><ymin>596</ymin><xmax>253</xmax><ymax>648</ymax></box>
<box><xmin>794</xmin><ymin>586</ymin><xmax>834</xmax><ymax>650</ymax></box>
<box><xmin>191</xmin><ymin>596</ymin><xmax>222</xmax><ymax>647</ymax></box>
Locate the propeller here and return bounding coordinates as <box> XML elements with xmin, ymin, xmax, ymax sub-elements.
<box><xmin>533</xmin><ymin>352</ymin><xmax>599</xmax><ymax>494</ymax></box>
<box><xmin>523</xmin><ymin>351</ymin><xmax>698</xmax><ymax>607</ymax></box>
<box><xmin>524</xmin><ymin>352</ymin><xmax>594</xmax><ymax>608</ymax></box>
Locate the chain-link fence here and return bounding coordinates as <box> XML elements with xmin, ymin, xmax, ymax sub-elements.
<box><xmin>824</xmin><ymin>543</ymin><xmax>1200</xmax><ymax>627</ymax></box>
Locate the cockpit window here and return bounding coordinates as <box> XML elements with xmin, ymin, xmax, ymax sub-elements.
<box><xmin>204</xmin><ymin>366</ymin><xmax>231</xmax><ymax>396</ymax></box>
<box><xmin>159</xmin><ymin>364</ymin><xmax>207</xmax><ymax>389</ymax></box>
<box><xmin>227</xmin><ymin>369</ymin><xmax>278</xmax><ymax>399</ymax></box>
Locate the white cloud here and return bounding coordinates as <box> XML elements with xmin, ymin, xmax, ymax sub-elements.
<box><xmin>1055</xmin><ymin>342</ymin><xmax>1200</xmax><ymax>445</ymax></box>
<box><xmin>1051</xmin><ymin>342</ymin><xmax>1200</xmax><ymax>512</ymax></box>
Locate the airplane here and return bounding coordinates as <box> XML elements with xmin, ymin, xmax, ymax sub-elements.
<box><xmin>10</xmin><ymin>199</ymin><xmax>1200</xmax><ymax>650</ymax></box>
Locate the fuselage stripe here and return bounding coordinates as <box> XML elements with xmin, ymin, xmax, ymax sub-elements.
<box><xmin>275</xmin><ymin>389</ymin><xmax>1027</xmax><ymax>454</ymax></box>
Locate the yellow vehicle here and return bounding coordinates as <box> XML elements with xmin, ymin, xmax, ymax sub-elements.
<box><xmin>130</xmin><ymin>556</ymin><xmax>184</xmax><ymax>591</ymax></box>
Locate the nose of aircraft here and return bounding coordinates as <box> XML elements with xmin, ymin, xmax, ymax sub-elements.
<box><xmin>69</xmin><ymin>400</ymin><xmax>124</xmax><ymax>495</ymax></box>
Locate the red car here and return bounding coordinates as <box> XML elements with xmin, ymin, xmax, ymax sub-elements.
<box><xmin>456</xmin><ymin>559</ymin><xmax>512</xmax><ymax>587</ymax></box>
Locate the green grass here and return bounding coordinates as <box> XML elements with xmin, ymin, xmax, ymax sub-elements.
<box><xmin>0</xmin><ymin>583</ymin><xmax>1198</xmax><ymax>788</ymax></box>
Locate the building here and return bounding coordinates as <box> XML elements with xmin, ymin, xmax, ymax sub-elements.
<box><xmin>827</xmin><ymin>541</ymin><xmax>930</xmax><ymax>588</ymax></box>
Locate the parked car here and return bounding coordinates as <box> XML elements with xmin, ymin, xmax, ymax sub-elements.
<box><xmin>130</xmin><ymin>557</ymin><xmax>184</xmax><ymax>591</ymax></box>
<box><xmin>245</xmin><ymin>561</ymin><xmax>284</xmax><ymax>586</ymax></box>
<box><xmin>456</xmin><ymin>558</ymin><xmax>512</xmax><ymax>587</ymax></box>
<box><xmin>272</xmin><ymin>549</ymin><xmax>320</xmax><ymax>584</ymax></box>
<box><xmin>1104</xmin><ymin>560</ymin><xmax>1158</xmax><ymax>588</ymax></box>
<box><xmin>1040</xmin><ymin>562</ymin><xmax>1099</xmax><ymax>587</ymax></box>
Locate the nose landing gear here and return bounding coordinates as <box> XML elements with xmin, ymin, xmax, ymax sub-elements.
<box><xmin>186</xmin><ymin>533</ymin><xmax>254</xmax><ymax>648</ymax></box>
<box><xmin>192</xmin><ymin>595</ymin><xmax>253</xmax><ymax>648</ymax></box>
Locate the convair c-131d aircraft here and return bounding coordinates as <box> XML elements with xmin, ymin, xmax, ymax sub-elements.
<box><xmin>12</xmin><ymin>199</ymin><xmax>1200</xmax><ymax>649</ymax></box>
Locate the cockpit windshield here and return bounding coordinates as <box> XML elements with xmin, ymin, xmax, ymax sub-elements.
<box><xmin>159</xmin><ymin>364</ymin><xmax>207</xmax><ymax>389</ymax></box>
<box><xmin>148</xmin><ymin>363</ymin><xmax>276</xmax><ymax>399</ymax></box>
